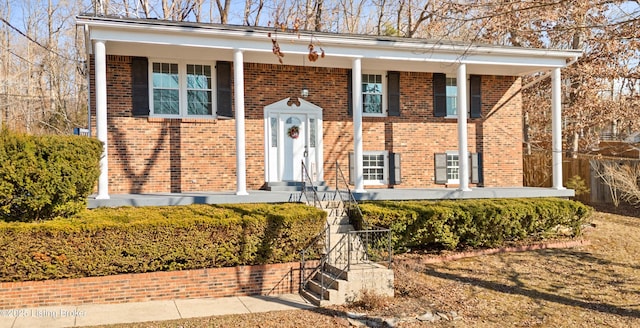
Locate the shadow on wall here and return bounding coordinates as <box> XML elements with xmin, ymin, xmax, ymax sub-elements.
<box><xmin>110</xmin><ymin>120</ymin><xmax>183</xmax><ymax>194</ymax></box>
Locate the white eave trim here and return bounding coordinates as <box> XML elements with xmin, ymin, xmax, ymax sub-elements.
<box><xmin>76</xmin><ymin>16</ymin><xmax>582</xmax><ymax>68</ymax></box>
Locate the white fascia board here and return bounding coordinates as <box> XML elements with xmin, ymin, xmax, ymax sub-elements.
<box><xmin>80</xmin><ymin>17</ymin><xmax>581</xmax><ymax>69</ymax></box>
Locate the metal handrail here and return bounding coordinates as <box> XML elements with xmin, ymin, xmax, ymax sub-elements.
<box><xmin>299</xmin><ymin>161</ymin><xmax>393</xmax><ymax>303</ymax></box>
<box><xmin>334</xmin><ymin>160</ymin><xmax>392</xmax><ymax>268</ymax></box>
<box><xmin>299</xmin><ymin>223</ymin><xmax>329</xmax><ymax>293</ymax></box>
<box><xmin>334</xmin><ymin>161</ymin><xmax>364</xmax><ymax>228</ymax></box>
<box><xmin>301</xmin><ymin>160</ymin><xmax>322</xmax><ymax>209</ymax></box>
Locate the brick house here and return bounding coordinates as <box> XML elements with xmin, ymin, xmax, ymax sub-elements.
<box><xmin>77</xmin><ymin>15</ymin><xmax>581</xmax><ymax>200</ymax></box>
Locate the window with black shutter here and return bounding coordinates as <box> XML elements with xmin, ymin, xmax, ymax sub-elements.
<box><xmin>216</xmin><ymin>61</ymin><xmax>233</xmax><ymax>118</ymax></box>
<box><xmin>470</xmin><ymin>75</ymin><xmax>482</xmax><ymax>118</ymax></box>
<box><xmin>433</xmin><ymin>73</ymin><xmax>447</xmax><ymax>117</ymax></box>
<box><xmin>131</xmin><ymin>57</ymin><xmax>149</xmax><ymax>116</ymax></box>
<box><xmin>387</xmin><ymin>71</ymin><xmax>400</xmax><ymax>117</ymax></box>
<box><xmin>347</xmin><ymin>69</ymin><xmax>353</xmax><ymax>116</ymax></box>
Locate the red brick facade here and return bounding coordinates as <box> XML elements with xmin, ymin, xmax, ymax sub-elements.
<box><xmin>0</xmin><ymin>262</ymin><xmax>312</xmax><ymax>310</ymax></box>
<box><xmin>90</xmin><ymin>56</ymin><xmax>523</xmax><ymax>194</ymax></box>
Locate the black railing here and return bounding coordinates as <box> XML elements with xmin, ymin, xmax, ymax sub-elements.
<box><xmin>333</xmin><ymin>160</ymin><xmax>392</xmax><ymax>268</ymax></box>
<box><xmin>299</xmin><ymin>161</ymin><xmax>393</xmax><ymax>302</ymax></box>
<box><xmin>301</xmin><ymin>160</ymin><xmax>322</xmax><ymax>209</ymax></box>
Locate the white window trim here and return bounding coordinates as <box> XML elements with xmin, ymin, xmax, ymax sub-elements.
<box><xmin>444</xmin><ymin>75</ymin><xmax>471</xmax><ymax>120</ymax></box>
<box><xmin>363</xmin><ymin>150</ymin><xmax>389</xmax><ymax>185</ymax></box>
<box><xmin>445</xmin><ymin>150</ymin><xmax>460</xmax><ymax>184</ymax></box>
<box><xmin>362</xmin><ymin>71</ymin><xmax>387</xmax><ymax>118</ymax></box>
<box><xmin>149</xmin><ymin>58</ymin><xmax>216</xmax><ymax>119</ymax></box>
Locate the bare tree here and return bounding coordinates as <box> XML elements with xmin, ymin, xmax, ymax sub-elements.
<box><xmin>215</xmin><ymin>0</ymin><xmax>231</xmax><ymax>24</ymax></box>
<box><xmin>592</xmin><ymin>159</ymin><xmax>640</xmax><ymax>207</ymax></box>
<box><xmin>243</xmin><ymin>0</ymin><xmax>265</xmax><ymax>25</ymax></box>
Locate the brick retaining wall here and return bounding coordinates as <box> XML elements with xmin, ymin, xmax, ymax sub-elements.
<box><xmin>0</xmin><ymin>261</ymin><xmax>316</xmax><ymax>310</ymax></box>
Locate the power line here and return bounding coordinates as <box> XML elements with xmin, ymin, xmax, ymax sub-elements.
<box><xmin>0</xmin><ymin>17</ymin><xmax>78</xmax><ymax>63</ymax></box>
<box><xmin>0</xmin><ymin>43</ymin><xmax>39</xmax><ymax>66</ymax></box>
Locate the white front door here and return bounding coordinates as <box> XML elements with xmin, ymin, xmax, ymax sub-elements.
<box><xmin>283</xmin><ymin>115</ymin><xmax>306</xmax><ymax>181</ymax></box>
<box><xmin>264</xmin><ymin>98</ymin><xmax>324</xmax><ymax>184</ymax></box>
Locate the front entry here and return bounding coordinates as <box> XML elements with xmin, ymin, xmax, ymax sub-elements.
<box><xmin>283</xmin><ymin>115</ymin><xmax>305</xmax><ymax>180</ymax></box>
<box><xmin>264</xmin><ymin>98</ymin><xmax>324</xmax><ymax>183</ymax></box>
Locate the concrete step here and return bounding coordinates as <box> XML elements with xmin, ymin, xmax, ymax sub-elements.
<box><xmin>307</xmin><ymin>280</ymin><xmax>346</xmax><ymax>305</ymax></box>
<box><xmin>300</xmin><ymin>288</ymin><xmax>332</xmax><ymax>307</ymax></box>
<box><xmin>327</xmin><ymin>215</ymin><xmax>350</xmax><ymax>226</ymax></box>
<box><xmin>266</xmin><ymin>181</ymin><xmax>331</xmax><ymax>192</ymax></box>
<box><xmin>320</xmin><ymin>200</ymin><xmax>344</xmax><ymax>209</ymax></box>
<box><xmin>323</xmin><ymin>262</ymin><xmax>390</xmax><ymax>281</ymax></box>
<box><xmin>329</xmin><ymin>224</ymin><xmax>353</xmax><ymax>234</ymax></box>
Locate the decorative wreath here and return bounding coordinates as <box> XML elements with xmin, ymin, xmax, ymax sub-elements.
<box><xmin>287</xmin><ymin>125</ymin><xmax>300</xmax><ymax>139</ymax></box>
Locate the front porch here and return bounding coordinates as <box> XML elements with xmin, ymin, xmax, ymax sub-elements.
<box><xmin>88</xmin><ymin>187</ymin><xmax>574</xmax><ymax>208</ymax></box>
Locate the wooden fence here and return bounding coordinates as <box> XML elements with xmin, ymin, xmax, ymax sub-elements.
<box><xmin>523</xmin><ymin>152</ymin><xmax>640</xmax><ymax>204</ymax></box>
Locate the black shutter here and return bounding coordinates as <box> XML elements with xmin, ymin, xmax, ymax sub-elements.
<box><xmin>434</xmin><ymin>153</ymin><xmax>447</xmax><ymax>184</ymax></box>
<box><xmin>470</xmin><ymin>75</ymin><xmax>482</xmax><ymax>118</ymax></box>
<box><xmin>347</xmin><ymin>69</ymin><xmax>353</xmax><ymax>116</ymax></box>
<box><xmin>433</xmin><ymin>73</ymin><xmax>446</xmax><ymax>117</ymax></box>
<box><xmin>387</xmin><ymin>71</ymin><xmax>400</xmax><ymax>116</ymax></box>
<box><xmin>216</xmin><ymin>61</ymin><xmax>233</xmax><ymax>118</ymax></box>
<box><xmin>389</xmin><ymin>152</ymin><xmax>401</xmax><ymax>185</ymax></box>
<box><xmin>131</xmin><ymin>57</ymin><xmax>149</xmax><ymax>116</ymax></box>
<box><xmin>470</xmin><ymin>152</ymin><xmax>483</xmax><ymax>184</ymax></box>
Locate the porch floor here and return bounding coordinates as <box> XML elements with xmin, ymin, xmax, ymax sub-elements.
<box><xmin>87</xmin><ymin>187</ymin><xmax>574</xmax><ymax>208</ymax></box>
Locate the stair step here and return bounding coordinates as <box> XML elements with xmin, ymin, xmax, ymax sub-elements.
<box><xmin>329</xmin><ymin>224</ymin><xmax>353</xmax><ymax>234</ymax></box>
<box><xmin>300</xmin><ymin>288</ymin><xmax>332</xmax><ymax>307</ymax></box>
<box><xmin>266</xmin><ymin>181</ymin><xmax>331</xmax><ymax>192</ymax></box>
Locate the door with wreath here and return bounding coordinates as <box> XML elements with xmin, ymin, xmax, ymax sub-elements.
<box><xmin>264</xmin><ymin>98</ymin><xmax>324</xmax><ymax>183</ymax></box>
<box><xmin>283</xmin><ymin>115</ymin><xmax>306</xmax><ymax>181</ymax></box>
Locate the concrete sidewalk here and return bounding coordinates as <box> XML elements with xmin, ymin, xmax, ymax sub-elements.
<box><xmin>0</xmin><ymin>294</ymin><xmax>314</xmax><ymax>328</ymax></box>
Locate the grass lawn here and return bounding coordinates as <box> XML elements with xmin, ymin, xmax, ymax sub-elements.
<box><xmin>97</xmin><ymin>206</ymin><xmax>640</xmax><ymax>327</ymax></box>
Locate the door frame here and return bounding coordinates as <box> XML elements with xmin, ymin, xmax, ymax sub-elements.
<box><xmin>264</xmin><ymin>97</ymin><xmax>324</xmax><ymax>183</ymax></box>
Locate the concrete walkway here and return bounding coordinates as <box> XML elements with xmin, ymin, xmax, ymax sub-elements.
<box><xmin>0</xmin><ymin>294</ymin><xmax>314</xmax><ymax>328</ymax></box>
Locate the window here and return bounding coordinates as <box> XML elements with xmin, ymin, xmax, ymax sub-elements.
<box><xmin>151</xmin><ymin>61</ymin><xmax>214</xmax><ymax>117</ymax></box>
<box><xmin>152</xmin><ymin>63</ymin><xmax>179</xmax><ymax>115</ymax></box>
<box><xmin>433</xmin><ymin>74</ymin><xmax>482</xmax><ymax>118</ymax></box>
<box><xmin>270</xmin><ymin>117</ymin><xmax>278</xmax><ymax>147</ymax></box>
<box><xmin>309</xmin><ymin>118</ymin><xmax>316</xmax><ymax>148</ymax></box>
<box><xmin>363</xmin><ymin>153</ymin><xmax>385</xmax><ymax>182</ymax></box>
<box><xmin>348</xmin><ymin>71</ymin><xmax>399</xmax><ymax>117</ymax></box>
<box><xmin>446</xmin><ymin>152</ymin><xmax>460</xmax><ymax>183</ymax></box>
<box><xmin>362</xmin><ymin>74</ymin><xmax>383</xmax><ymax>114</ymax></box>
<box><xmin>350</xmin><ymin>151</ymin><xmax>389</xmax><ymax>185</ymax></box>
<box><xmin>434</xmin><ymin>152</ymin><xmax>482</xmax><ymax>185</ymax></box>
<box><xmin>446</xmin><ymin>77</ymin><xmax>457</xmax><ymax>116</ymax></box>
<box><xmin>186</xmin><ymin>64</ymin><xmax>212</xmax><ymax>115</ymax></box>
<box><xmin>348</xmin><ymin>151</ymin><xmax>401</xmax><ymax>185</ymax></box>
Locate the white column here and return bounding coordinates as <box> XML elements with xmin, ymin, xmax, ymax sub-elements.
<box><xmin>352</xmin><ymin>58</ymin><xmax>365</xmax><ymax>193</ymax></box>
<box><xmin>234</xmin><ymin>49</ymin><xmax>248</xmax><ymax>195</ymax></box>
<box><xmin>551</xmin><ymin>67</ymin><xmax>565</xmax><ymax>190</ymax></box>
<box><xmin>94</xmin><ymin>40</ymin><xmax>109</xmax><ymax>199</ymax></box>
<box><xmin>457</xmin><ymin>63</ymin><xmax>471</xmax><ymax>191</ymax></box>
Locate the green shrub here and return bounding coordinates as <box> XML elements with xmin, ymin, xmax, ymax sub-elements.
<box><xmin>358</xmin><ymin>198</ymin><xmax>592</xmax><ymax>251</ymax></box>
<box><xmin>0</xmin><ymin>203</ymin><xmax>326</xmax><ymax>282</ymax></box>
<box><xmin>0</xmin><ymin>129</ymin><xmax>102</xmax><ymax>222</ymax></box>
<box><xmin>566</xmin><ymin>175</ymin><xmax>590</xmax><ymax>196</ymax></box>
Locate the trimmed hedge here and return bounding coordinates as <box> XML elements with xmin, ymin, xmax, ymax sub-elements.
<box><xmin>0</xmin><ymin>129</ymin><xmax>102</xmax><ymax>222</ymax></box>
<box><xmin>357</xmin><ymin>198</ymin><xmax>592</xmax><ymax>250</ymax></box>
<box><xmin>0</xmin><ymin>203</ymin><xmax>326</xmax><ymax>282</ymax></box>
